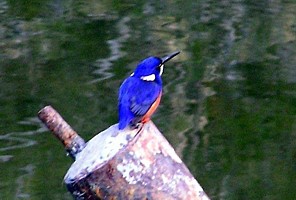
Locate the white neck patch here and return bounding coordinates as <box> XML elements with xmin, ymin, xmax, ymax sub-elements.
<box><xmin>140</xmin><ymin>74</ymin><xmax>156</xmax><ymax>81</ymax></box>
<box><xmin>159</xmin><ymin>64</ymin><xmax>164</xmax><ymax>76</ymax></box>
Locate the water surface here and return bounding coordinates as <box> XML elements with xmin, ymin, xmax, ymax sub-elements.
<box><xmin>1</xmin><ymin>1</ymin><xmax>296</xmax><ymax>199</ymax></box>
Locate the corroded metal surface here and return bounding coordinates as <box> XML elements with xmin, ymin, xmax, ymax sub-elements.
<box><xmin>65</xmin><ymin>121</ymin><xmax>210</xmax><ymax>200</ymax></box>
<box><xmin>38</xmin><ymin>105</ymin><xmax>86</xmax><ymax>159</ymax></box>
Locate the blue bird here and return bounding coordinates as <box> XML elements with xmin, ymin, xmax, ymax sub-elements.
<box><xmin>118</xmin><ymin>51</ymin><xmax>180</xmax><ymax>130</ymax></box>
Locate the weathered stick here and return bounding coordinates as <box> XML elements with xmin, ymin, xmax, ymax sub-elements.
<box><xmin>38</xmin><ymin>106</ymin><xmax>210</xmax><ymax>200</ymax></box>
<box><xmin>38</xmin><ymin>106</ymin><xmax>85</xmax><ymax>159</ymax></box>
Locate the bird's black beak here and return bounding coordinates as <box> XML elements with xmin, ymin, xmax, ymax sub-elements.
<box><xmin>161</xmin><ymin>51</ymin><xmax>180</xmax><ymax>64</ymax></box>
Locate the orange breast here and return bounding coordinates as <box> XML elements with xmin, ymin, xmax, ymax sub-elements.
<box><xmin>141</xmin><ymin>92</ymin><xmax>162</xmax><ymax>123</ymax></box>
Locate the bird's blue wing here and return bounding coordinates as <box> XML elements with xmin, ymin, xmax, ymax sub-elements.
<box><xmin>118</xmin><ymin>77</ymin><xmax>161</xmax><ymax>129</ymax></box>
<box><xmin>118</xmin><ymin>78</ymin><xmax>134</xmax><ymax>130</ymax></box>
<box><xmin>129</xmin><ymin>83</ymin><xmax>161</xmax><ymax>116</ymax></box>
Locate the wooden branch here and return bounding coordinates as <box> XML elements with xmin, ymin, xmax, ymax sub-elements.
<box><xmin>38</xmin><ymin>106</ymin><xmax>85</xmax><ymax>159</ymax></box>
<box><xmin>38</xmin><ymin>106</ymin><xmax>210</xmax><ymax>200</ymax></box>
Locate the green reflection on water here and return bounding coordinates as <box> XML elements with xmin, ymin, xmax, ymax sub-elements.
<box><xmin>1</xmin><ymin>0</ymin><xmax>296</xmax><ymax>199</ymax></box>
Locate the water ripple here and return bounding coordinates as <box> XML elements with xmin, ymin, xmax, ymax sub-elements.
<box><xmin>15</xmin><ymin>164</ymin><xmax>35</xmax><ymax>199</ymax></box>
<box><xmin>89</xmin><ymin>16</ymin><xmax>131</xmax><ymax>84</ymax></box>
<box><xmin>0</xmin><ymin>117</ymin><xmax>47</xmax><ymax>152</ymax></box>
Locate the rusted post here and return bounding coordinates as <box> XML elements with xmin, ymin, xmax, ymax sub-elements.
<box><xmin>38</xmin><ymin>106</ymin><xmax>85</xmax><ymax>159</ymax></box>
<box><xmin>38</xmin><ymin>106</ymin><xmax>210</xmax><ymax>200</ymax></box>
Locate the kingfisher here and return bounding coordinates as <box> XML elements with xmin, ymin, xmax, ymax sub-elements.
<box><xmin>118</xmin><ymin>51</ymin><xmax>180</xmax><ymax>130</ymax></box>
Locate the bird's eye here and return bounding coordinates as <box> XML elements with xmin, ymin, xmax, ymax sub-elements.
<box><xmin>158</xmin><ymin>64</ymin><xmax>164</xmax><ymax>76</ymax></box>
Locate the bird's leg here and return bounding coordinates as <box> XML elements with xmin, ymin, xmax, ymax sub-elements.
<box><xmin>134</xmin><ymin>122</ymin><xmax>144</xmax><ymax>130</ymax></box>
<box><xmin>129</xmin><ymin>117</ymin><xmax>140</xmax><ymax>129</ymax></box>
<box><xmin>130</xmin><ymin>122</ymin><xmax>140</xmax><ymax>130</ymax></box>
<box><xmin>130</xmin><ymin>116</ymin><xmax>147</xmax><ymax>130</ymax></box>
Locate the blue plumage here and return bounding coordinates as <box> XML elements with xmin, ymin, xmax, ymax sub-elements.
<box><xmin>118</xmin><ymin>76</ymin><xmax>162</xmax><ymax>129</ymax></box>
<box><xmin>118</xmin><ymin>52</ymin><xmax>180</xmax><ymax>130</ymax></box>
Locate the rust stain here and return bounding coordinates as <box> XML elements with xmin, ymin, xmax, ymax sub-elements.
<box><xmin>106</xmin><ymin>163</ymin><xmax>114</xmax><ymax>180</ymax></box>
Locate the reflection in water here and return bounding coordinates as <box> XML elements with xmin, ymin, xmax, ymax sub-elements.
<box><xmin>15</xmin><ymin>164</ymin><xmax>35</xmax><ymax>199</ymax></box>
<box><xmin>0</xmin><ymin>118</ymin><xmax>46</xmax><ymax>199</ymax></box>
<box><xmin>190</xmin><ymin>1</ymin><xmax>296</xmax><ymax>199</ymax></box>
<box><xmin>0</xmin><ymin>117</ymin><xmax>46</xmax><ymax>152</ymax></box>
<box><xmin>1</xmin><ymin>0</ymin><xmax>296</xmax><ymax>199</ymax></box>
<box><xmin>0</xmin><ymin>155</ymin><xmax>13</xmax><ymax>162</ymax></box>
<box><xmin>89</xmin><ymin>17</ymin><xmax>131</xmax><ymax>84</ymax></box>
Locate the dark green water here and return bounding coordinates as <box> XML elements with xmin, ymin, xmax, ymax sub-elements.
<box><xmin>1</xmin><ymin>0</ymin><xmax>296</xmax><ymax>199</ymax></box>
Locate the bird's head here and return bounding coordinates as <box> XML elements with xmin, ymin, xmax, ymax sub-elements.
<box><xmin>131</xmin><ymin>51</ymin><xmax>180</xmax><ymax>82</ymax></box>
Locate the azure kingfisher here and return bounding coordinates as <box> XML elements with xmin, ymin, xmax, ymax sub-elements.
<box><xmin>118</xmin><ymin>51</ymin><xmax>180</xmax><ymax>130</ymax></box>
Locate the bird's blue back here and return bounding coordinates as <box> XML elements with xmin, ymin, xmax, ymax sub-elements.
<box><xmin>118</xmin><ymin>57</ymin><xmax>163</xmax><ymax>130</ymax></box>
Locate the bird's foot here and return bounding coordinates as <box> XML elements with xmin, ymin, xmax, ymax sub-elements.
<box><xmin>130</xmin><ymin>122</ymin><xmax>143</xmax><ymax>130</ymax></box>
